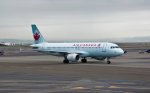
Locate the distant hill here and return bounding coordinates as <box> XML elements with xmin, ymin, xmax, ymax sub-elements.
<box><xmin>0</xmin><ymin>39</ymin><xmax>33</xmax><ymax>44</ymax></box>
<box><xmin>0</xmin><ymin>36</ymin><xmax>150</xmax><ymax>44</ymax></box>
<box><xmin>120</xmin><ymin>36</ymin><xmax>150</xmax><ymax>42</ymax></box>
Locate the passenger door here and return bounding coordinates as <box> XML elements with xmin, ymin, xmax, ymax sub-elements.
<box><xmin>102</xmin><ymin>43</ymin><xmax>107</xmax><ymax>52</ymax></box>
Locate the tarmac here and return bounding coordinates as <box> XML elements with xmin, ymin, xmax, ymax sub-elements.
<box><xmin>0</xmin><ymin>45</ymin><xmax>150</xmax><ymax>93</ymax></box>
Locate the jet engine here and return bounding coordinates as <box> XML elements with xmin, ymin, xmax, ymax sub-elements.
<box><xmin>67</xmin><ymin>53</ymin><xmax>79</xmax><ymax>62</ymax></box>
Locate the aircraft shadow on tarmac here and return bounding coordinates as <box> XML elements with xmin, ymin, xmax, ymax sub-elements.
<box><xmin>10</xmin><ymin>61</ymin><xmax>109</xmax><ymax>66</ymax></box>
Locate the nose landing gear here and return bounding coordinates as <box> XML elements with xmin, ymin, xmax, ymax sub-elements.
<box><xmin>107</xmin><ymin>58</ymin><xmax>111</xmax><ymax>64</ymax></box>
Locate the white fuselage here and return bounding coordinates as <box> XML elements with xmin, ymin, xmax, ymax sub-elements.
<box><xmin>31</xmin><ymin>42</ymin><xmax>124</xmax><ymax>58</ymax></box>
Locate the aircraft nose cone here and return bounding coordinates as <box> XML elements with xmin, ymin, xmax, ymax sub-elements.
<box><xmin>118</xmin><ymin>49</ymin><xmax>124</xmax><ymax>55</ymax></box>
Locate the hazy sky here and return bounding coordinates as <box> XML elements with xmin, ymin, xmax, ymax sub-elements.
<box><xmin>0</xmin><ymin>0</ymin><xmax>150</xmax><ymax>41</ymax></box>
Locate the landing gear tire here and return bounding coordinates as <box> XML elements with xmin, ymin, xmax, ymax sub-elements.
<box><xmin>63</xmin><ymin>59</ymin><xmax>69</xmax><ymax>64</ymax></box>
<box><xmin>107</xmin><ymin>61</ymin><xmax>111</xmax><ymax>64</ymax></box>
<box><xmin>106</xmin><ymin>57</ymin><xmax>111</xmax><ymax>64</ymax></box>
<box><xmin>81</xmin><ymin>58</ymin><xmax>87</xmax><ymax>63</ymax></box>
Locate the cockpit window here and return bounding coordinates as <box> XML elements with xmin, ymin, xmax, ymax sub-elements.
<box><xmin>111</xmin><ymin>46</ymin><xmax>119</xmax><ymax>49</ymax></box>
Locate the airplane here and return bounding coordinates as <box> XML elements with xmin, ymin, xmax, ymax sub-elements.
<box><xmin>30</xmin><ymin>24</ymin><xmax>124</xmax><ymax>64</ymax></box>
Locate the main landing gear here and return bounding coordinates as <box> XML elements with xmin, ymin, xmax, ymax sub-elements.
<box><xmin>106</xmin><ymin>57</ymin><xmax>111</xmax><ymax>64</ymax></box>
<box><xmin>63</xmin><ymin>59</ymin><xmax>69</xmax><ymax>64</ymax></box>
<box><xmin>81</xmin><ymin>58</ymin><xmax>87</xmax><ymax>63</ymax></box>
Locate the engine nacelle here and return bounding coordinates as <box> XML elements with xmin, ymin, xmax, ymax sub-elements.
<box><xmin>67</xmin><ymin>53</ymin><xmax>79</xmax><ymax>62</ymax></box>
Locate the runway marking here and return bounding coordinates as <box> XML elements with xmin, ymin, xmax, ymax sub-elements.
<box><xmin>108</xmin><ymin>85</ymin><xmax>120</xmax><ymax>89</ymax></box>
<box><xmin>95</xmin><ymin>86</ymin><xmax>104</xmax><ymax>88</ymax></box>
<box><xmin>0</xmin><ymin>80</ymin><xmax>149</xmax><ymax>93</ymax></box>
<box><xmin>71</xmin><ymin>86</ymin><xmax>89</xmax><ymax>90</ymax></box>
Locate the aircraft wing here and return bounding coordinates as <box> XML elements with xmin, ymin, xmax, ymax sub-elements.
<box><xmin>42</xmin><ymin>50</ymin><xmax>89</xmax><ymax>56</ymax></box>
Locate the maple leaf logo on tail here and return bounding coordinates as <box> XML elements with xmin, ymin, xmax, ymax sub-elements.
<box><xmin>31</xmin><ymin>24</ymin><xmax>46</xmax><ymax>44</ymax></box>
<box><xmin>34</xmin><ymin>32</ymin><xmax>40</xmax><ymax>40</ymax></box>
